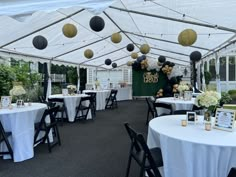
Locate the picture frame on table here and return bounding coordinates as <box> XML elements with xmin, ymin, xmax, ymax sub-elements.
<box><xmin>62</xmin><ymin>89</ymin><xmax>68</xmax><ymax>96</ymax></box>
<box><xmin>186</xmin><ymin>112</ymin><xmax>196</xmax><ymax>124</ymax></box>
<box><xmin>214</xmin><ymin>108</ymin><xmax>235</xmax><ymax>132</ymax></box>
<box><xmin>1</xmin><ymin>96</ymin><xmax>12</xmax><ymax>109</ymax></box>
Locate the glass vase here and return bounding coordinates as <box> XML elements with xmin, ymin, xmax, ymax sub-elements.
<box><xmin>204</xmin><ymin>109</ymin><xmax>211</xmax><ymax>122</ymax></box>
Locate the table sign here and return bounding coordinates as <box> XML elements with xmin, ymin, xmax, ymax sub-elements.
<box><xmin>187</xmin><ymin>112</ymin><xmax>196</xmax><ymax>124</ymax></box>
<box><xmin>1</xmin><ymin>96</ymin><xmax>12</xmax><ymax>109</ymax></box>
<box><xmin>214</xmin><ymin>108</ymin><xmax>235</xmax><ymax>132</ymax></box>
<box><xmin>62</xmin><ymin>89</ymin><xmax>68</xmax><ymax>96</ymax></box>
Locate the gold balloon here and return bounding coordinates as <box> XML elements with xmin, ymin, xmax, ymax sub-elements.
<box><xmin>131</xmin><ymin>52</ymin><xmax>138</xmax><ymax>59</ymax></box>
<box><xmin>84</xmin><ymin>49</ymin><xmax>94</xmax><ymax>59</ymax></box>
<box><xmin>111</xmin><ymin>33</ymin><xmax>122</xmax><ymax>43</ymax></box>
<box><xmin>178</xmin><ymin>29</ymin><xmax>197</xmax><ymax>46</ymax></box>
<box><xmin>127</xmin><ymin>61</ymin><xmax>133</xmax><ymax>66</ymax></box>
<box><xmin>62</xmin><ymin>24</ymin><xmax>77</xmax><ymax>38</ymax></box>
<box><xmin>140</xmin><ymin>44</ymin><xmax>150</xmax><ymax>54</ymax></box>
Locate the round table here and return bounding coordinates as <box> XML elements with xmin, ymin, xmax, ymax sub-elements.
<box><xmin>83</xmin><ymin>90</ymin><xmax>110</xmax><ymax>110</ymax></box>
<box><xmin>147</xmin><ymin>115</ymin><xmax>236</xmax><ymax>177</ymax></box>
<box><xmin>49</xmin><ymin>94</ymin><xmax>91</xmax><ymax>122</ymax></box>
<box><xmin>0</xmin><ymin>103</ymin><xmax>47</xmax><ymax>162</ymax></box>
<box><xmin>156</xmin><ymin>97</ymin><xmax>195</xmax><ymax>111</ymax></box>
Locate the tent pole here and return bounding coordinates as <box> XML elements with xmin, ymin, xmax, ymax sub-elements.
<box><xmin>109</xmin><ymin>6</ymin><xmax>236</xmax><ymax>33</ymax></box>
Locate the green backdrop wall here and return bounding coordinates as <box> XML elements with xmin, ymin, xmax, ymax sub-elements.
<box><xmin>132</xmin><ymin>69</ymin><xmax>168</xmax><ymax>96</ymax></box>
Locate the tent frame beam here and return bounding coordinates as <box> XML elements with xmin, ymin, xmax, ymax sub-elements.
<box><xmin>109</xmin><ymin>6</ymin><xmax>236</xmax><ymax>33</ymax></box>
<box><xmin>0</xmin><ymin>9</ymin><xmax>85</xmax><ymax>48</ymax></box>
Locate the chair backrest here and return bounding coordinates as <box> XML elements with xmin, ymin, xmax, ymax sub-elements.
<box><xmin>48</xmin><ymin>98</ymin><xmax>64</xmax><ymax>103</ymax></box>
<box><xmin>39</xmin><ymin>106</ymin><xmax>60</xmax><ymax>125</ymax></box>
<box><xmin>228</xmin><ymin>167</ymin><xmax>236</xmax><ymax>177</ymax></box>
<box><xmin>85</xmin><ymin>92</ymin><xmax>96</xmax><ymax>103</ymax></box>
<box><xmin>0</xmin><ymin>121</ymin><xmax>13</xmax><ymax>159</ymax></box>
<box><xmin>124</xmin><ymin>123</ymin><xmax>141</xmax><ymax>152</ymax></box>
<box><xmin>110</xmin><ymin>89</ymin><xmax>118</xmax><ymax>100</ymax></box>
<box><xmin>173</xmin><ymin>110</ymin><xmax>191</xmax><ymax>115</ymax></box>
<box><xmin>39</xmin><ymin>96</ymin><xmax>46</xmax><ymax>103</ymax></box>
<box><xmin>153</xmin><ymin>102</ymin><xmax>172</xmax><ymax>117</ymax></box>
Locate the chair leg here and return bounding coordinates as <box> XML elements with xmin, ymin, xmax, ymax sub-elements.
<box><xmin>54</xmin><ymin>126</ymin><xmax>61</xmax><ymax>146</ymax></box>
<box><xmin>146</xmin><ymin>110</ymin><xmax>150</xmax><ymax>125</ymax></box>
<box><xmin>125</xmin><ymin>154</ymin><xmax>132</xmax><ymax>177</ymax></box>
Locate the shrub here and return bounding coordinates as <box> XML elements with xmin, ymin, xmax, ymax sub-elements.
<box><xmin>220</xmin><ymin>92</ymin><xmax>232</xmax><ymax>106</ymax></box>
<box><xmin>228</xmin><ymin>90</ymin><xmax>236</xmax><ymax>100</ymax></box>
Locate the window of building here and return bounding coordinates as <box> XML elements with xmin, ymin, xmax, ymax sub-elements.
<box><xmin>220</xmin><ymin>57</ymin><xmax>226</xmax><ymax>81</ymax></box>
<box><xmin>209</xmin><ymin>59</ymin><xmax>216</xmax><ymax>81</ymax></box>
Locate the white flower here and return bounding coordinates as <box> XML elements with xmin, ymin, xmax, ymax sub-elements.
<box><xmin>195</xmin><ymin>91</ymin><xmax>221</xmax><ymax>108</ymax></box>
<box><xmin>67</xmin><ymin>85</ymin><xmax>76</xmax><ymax>90</ymax></box>
<box><xmin>177</xmin><ymin>82</ymin><xmax>189</xmax><ymax>92</ymax></box>
<box><xmin>9</xmin><ymin>85</ymin><xmax>26</xmax><ymax>96</ymax></box>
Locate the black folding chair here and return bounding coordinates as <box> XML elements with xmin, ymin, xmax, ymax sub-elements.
<box><xmin>0</xmin><ymin>121</ymin><xmax>13</xmax><ymax>160</ymax></box>
<box><xmin>145</xmin><ymin>97</ymin><xmax>156</xmax><ymax>125</ymax></box>
<box><xmin>124</xmin><ymin>123</ymin><xmax>163</xmax><ymax>177</ymax></box>
<box><xmin>173</xmin><ymin>110</ymin><xmax>191</xmax><ymax>115</ymax></box>
<box><xmin>34</xmin><ymin>106</ymin><xmax>61</xmax><ymax>153</ymax></box>
<box><xmin>228</xmin><ymin>167</ymin><xmax>236</xmax><ymax>177</ymax></box>
<box><xmin>153</xmin><ymin>102</ymin><xmax>172</xmax><ymax>117</ymax></box>
<box><xmin>105</xmin><ymin>89</ymin><xmax>118</xmax><ymax>109</ymax></box>
<box><xmin>84</xmin><ymin>92</ymin><xmax>96</xmax><ymax>118</ymax></box>
<box><xmin>74</xmin><ymin>96</ymin><xmax>92</xmax><ymax>121</ymax></box>
<box><xmin>48</xmin><ymin>98</ymin><xmax>68</xmax><ymax>125</ymax></box>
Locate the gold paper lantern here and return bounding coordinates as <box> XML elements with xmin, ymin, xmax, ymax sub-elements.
<box><xmin>140</xmin><ymin>44</ymin><xmax>150</xmax><ymax>54</ymax></box>
<box><xmin>131</xmin><ymin>52</ymin><xmax>138</xmax><ymax>59</ymax></box>
<box><xmin>111</xmin><ymin>33</ymin><xmax>122</xmax><ymax>43</ymax></box>
<box><xmin>84</xmin><ymin>49</ymin><xmax>94</xmax><ymax>59</ymax></box>
<box><xmin>62</xmin><ymin>23</ymin><xmax>77</xmax><ymax>38</ymax></box>
<box><xmin>178</xmin><ymin>29</ymin><xmax>197</xmax><ymax>46</ymax></box>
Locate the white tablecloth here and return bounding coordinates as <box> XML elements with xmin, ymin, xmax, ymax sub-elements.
<box><xmin>0</xmin><ymin>103</ymin><xmax>47</xmax><ymax>162</ymax></box>
<box><xmin>83</xmin><ymin>90</ymin><xmax>110</xmax><ymax>110</ymax></box>
<box><xmin>156</xmin><ymin>97</ymin><xmax>195</xmax><ymax>111</ymax></box>
<box><xmin>147</xmin><ymin>115</ymin><xmax>236</xmax><ymax>177</ymax></box>
<box><xmin>115</xmin><ymin>87</ymin><xmax>132</xmax><ymax>101</ymax></box>
<box><xmin>49</xmin><ymin>94</ymin><xmax>91</xmax><ymax>122</ymax></box>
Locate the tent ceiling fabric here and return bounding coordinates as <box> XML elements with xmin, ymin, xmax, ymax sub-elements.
<box><xmin>0</xmin><ymin>0</ymin><xmax>236</xmax><ymax>69</ymax></box>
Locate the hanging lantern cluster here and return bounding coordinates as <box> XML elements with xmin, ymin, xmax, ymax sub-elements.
<box><xmin>178</xmin><ymin>29</ymin><xmax>197</xmax><ymax>46</ymax></box>
<box><xmin>84</xmin><ymin>49</ymin><xmax>94</xmax><ymax>59</ymax></box>
<box><xmin>32</xmin><ymin>35</ymin><xmax>48</xmax><ymax>50</ymax></box>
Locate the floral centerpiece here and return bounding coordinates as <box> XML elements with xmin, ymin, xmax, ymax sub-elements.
<box><xmin>67</xmin><ymin>85</ymin><xmax>76</xmax><ymax>95</ymax></box>
<box><xmin>177</xmin><ymin>82</ymin><xmax>189</xmax><ymax>93</ymax></box>
<box><xmin>195</xmin><ymin>91</ymin><xmax>221</xmax><ymax>121</ymax></box>
<box><xmin>9</xmin><ymin>82</ymin><xmax>26</xmax><ymax>106</ymax></box>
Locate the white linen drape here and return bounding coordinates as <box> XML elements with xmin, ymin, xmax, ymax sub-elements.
<box><xmin>201</xmin><ymin>62</ymin><xmax>206</xmax><ymax>91</ymax></box>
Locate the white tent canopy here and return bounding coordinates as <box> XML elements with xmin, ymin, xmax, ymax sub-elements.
<box><xmin>0</xmin><ymin>0</ymin><xmax>236</xmax><ymax>69</ymax></box>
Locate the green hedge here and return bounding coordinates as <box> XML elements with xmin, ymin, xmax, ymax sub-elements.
<box><xmin>228</xmin><ymin>90</ymin><xmax>236</xmax><ymax>100</ymax></box>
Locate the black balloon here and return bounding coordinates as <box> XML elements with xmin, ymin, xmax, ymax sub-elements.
<box><xmin>170</xmin><ymin>77</ymin><xmax>178</xmax><ymax>84</ymax></box>
<box><xmin>169</xmin><ymin>62</ymin><xmax>175</xmax><ymax>67</ymax></box>
<box><xmin>90</xmin><ymin>16</ymin><xmax>105</xmax><ymax>32</ymax></box>
<box><xmin>132</xmin><ymin>61</ymin><xmax>141</xmax><ymax>70</ymax></box>
<box><xmin>190</xmin><ymin>51</ymin><xmax>202</xmax><ymax>62</ymax></box>
<box><xmin>32</xmin><ymin>35</ymin><xmax>48</xmax><ymax>50</ymax></box>
<box><xmin>112</xmin><ymin>63</ymin><xmax>117</xmax><ymax>68</ymax></box>
<box><xmin>126</xmin><ymin>43</ymin><xmax>134</xmax><ymax>52</ymax></box>
<box><xmin>105</xmin><ymin>59</ymin><xmax>112</xmax><ymax>65</ymax></box>
<box><xmin>158</xmin><ymin>56</ymin><xmax>166</xmax><ymax>63</ymax></box>
<box><xmin>141</xmin><ymin>55</ymin><xmax>146</xmax><ymax>60</ymax></box>
<box><xmin>137</xmin><ymin>56</ymin><xmax>144</xmax><ymax>63</ymax></box>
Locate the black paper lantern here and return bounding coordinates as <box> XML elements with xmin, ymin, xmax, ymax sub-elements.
<box><xmin>105</xmin><ymin>59</ymin><xmax>112</xmax><ymax>65</ymax></box>
<box><xmin>112</xmin><ymin>63</ymin><xmax>117</xmax><ymax>68</ymax></box>
<box><xmin>90</xmin><ymin>16</ymin><xmax>105</xmax><ymax>32</ymax></box>
<box><xmin>190</xmin><ymin>51</ymin><xmax>202</xmax><ymax>62</ymax></box>
<box><xmin>126</xmin><ymin>43</ymin><xmax>134</xmax><ymax>52</ymax></box>
<box><xmin>32</xmin><ymin>35</ymin><xmax>48</xmax><ymax>50</ymax></box>
<box><xmin>158</xmin><ymin>56</ymin><xmax>166</xmax><ymax>63</ymax></box>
